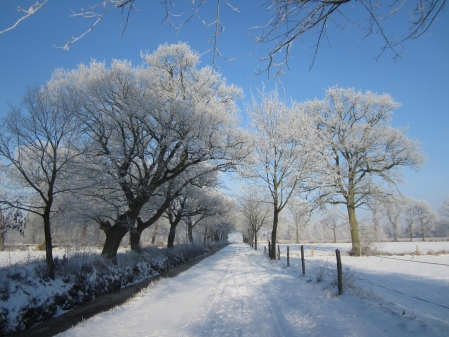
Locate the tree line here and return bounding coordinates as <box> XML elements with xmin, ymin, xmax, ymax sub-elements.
<box><xmin>0</xmin><ymin>42</ymin><xmax>433</xmax><ymax>278</ymax></box>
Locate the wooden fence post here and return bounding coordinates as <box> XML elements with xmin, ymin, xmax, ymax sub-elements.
<box><xmin>264</xmin><ymin>246</ymin><xmax>267</xmax><ymax>254</ymax></box>
<box><xmin>336</xmin><ymin>249</ymin><xmax>343</xmax><ymax>295</ymax></box>
<box><xmin>287</xmin><ymin>246</ymin><xmax>290</xmax><ymax>267</ymax></box>
<box><xmin>278</xmin><ymin>245</ymin><xmax>280</xmax><ymax>260</ymax></box>
<box><xmin>301</xmin><ymin>245</ymin><xmax>305</xmax><ymax>275</ymax></box>
<box><xmin>311</xmin><ymin>245</ymin><xmax>314</xmax><ymax>257</ymax></box>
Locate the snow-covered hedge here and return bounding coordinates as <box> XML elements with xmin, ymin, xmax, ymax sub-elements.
<box><xmin>0</xmin><ymin>242</ymin><xmax>224</xmax><ymax>335</ymax></box>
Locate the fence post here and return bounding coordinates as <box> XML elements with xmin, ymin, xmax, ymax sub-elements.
<box><xmin>278</xmin><ymin>245</ymin><xmax>280</xmax><ymax>260</ymax></box>
<box><xmin>268</xmin><ymin>241</ymin><xmax>271</xmax><ymax>257</ymax></box>
<box><xmin>416</xmin><ymin>245</ymin><xmax>419</xmax><ymax>255</ymax></box>
<box><xmin>301</xmin><ymin>245</ymin><xmax>305</xmax><ymax>275</ymax></box>
<box><xmin>264</xmin><ymin>246</ymin><xmax>267</xmax><ymax>254</ymax></box>
<box><xmin>359</xmin><ymin>244</ymin><xmax>362</xmax><ymax>257</ymax></box>
<box><xmin>287</xmin><ymin>246</ymin><xmax>290</xmax><ymax>267</ymax></box>
<box><xmin>336</xmin><ymin>249</ymin><xmax>343</xmax><ymax>295</ymax></box>
<box><xmin>311</xmin><ymin>245</ymin><xmax>314</xmax><ymax>257</ymax></box>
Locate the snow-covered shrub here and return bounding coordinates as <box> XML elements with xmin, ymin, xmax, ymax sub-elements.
<box><xmin>0</xmin><ymin>242</ymin><xmax>223</xmax><ymax>335</ymax></box>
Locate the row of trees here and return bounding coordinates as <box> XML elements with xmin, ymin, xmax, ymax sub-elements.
<box><xmin>0</xmin><ymin>42</ymin><xmax>433</xmax><ymax>274</ymax></box>
<box><xmin>0</xmin><ymin>43</ymin><xmax>246</xmax><ymax>278</ymax></box>
<box><xmin>238</xmin><ymin>196</ymin><xmax>449</xmax><ymax>245</ymax></box>
<box><xmin>238</xmin><ymin>86</ymin><xmax>425</xmax><ymax>259</ymax></box>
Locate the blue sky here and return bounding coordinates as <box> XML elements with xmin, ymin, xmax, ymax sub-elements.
<box><xmin>0</xmin><ymin>1</ymin><xmax>448</xmax><ymax>211</ymax></box>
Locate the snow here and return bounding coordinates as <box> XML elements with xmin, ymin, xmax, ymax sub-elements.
<box><xmin>51</xmin><ymin>241</ymin><xmax>449</xmax><ymax>337</ymax></box>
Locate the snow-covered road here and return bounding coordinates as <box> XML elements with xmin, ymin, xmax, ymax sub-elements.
<box><xmin>57</xmin><ymin>243</ymin><xmax>446</xmax><ymax>337</ymax></box>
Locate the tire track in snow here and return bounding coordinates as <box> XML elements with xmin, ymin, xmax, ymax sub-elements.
<box><xmin>186</xmin><ymin>244</ymin><xmax>299</xmax><ymax>337</ymax></box>
<box><xmin>181</xmin><ymin>246</ymin><xmax>237</xmax><ymax>337</ymax></box>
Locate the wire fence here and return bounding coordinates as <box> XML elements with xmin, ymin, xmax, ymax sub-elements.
<box><xmin>254</xmin><ymin>241</ymin><xmax>449</xmax><ymax>312</ymax></box>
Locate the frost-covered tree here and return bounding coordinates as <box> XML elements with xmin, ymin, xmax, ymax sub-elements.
<box><xmin>288</xmin><ymin>197</ymin><xmax>311</xmax><ymax>243</ymax></box>
<box><xmin>409</xmin><ymin>199</ymin><xmax>436</xmax><ymax>241</ymax></box>
<box><xmin>367</xmin><ymin>199</ymin><xmax>386</xmax><ymax>242</ymax></box>
<box><xmin>404</xmin><ymin>198</ymin><xmax>435</xmax><ymax>241</ymax></box>
<box><xmin>48</xmin><ymin>43</ymin><xmax>246</xmax><ymax>261</ymax></box>
<box><xmin>238</xmin><ymin>188</ymin><xmax>270</xmax><ymax>250</ymax></box>
<box><xmin>241</xmin><ymin>89</ymin><xmax>321</xmax><ymax>260</ymax></box>
<box><xmin>184</xmin><ymin>189</ymin><xmax>232</xmax><ymax>244</ymax></box>
<box><xmin>384</xmin><ymin>195</ymin><xmax>405</xmax><ymax>242</ymax></box>
<box><xmin>0</xmin><ymin>86</ymin><xmax>85</xmax><ymax>279</ymax></box>
<box><xmin>162</xmin><ymin>172</ymin><xmax>227</xmax><ymax>248</ymax></box>
<box><xmin>440</xmin><ymin>197</ymin><xmax>449</xmax><ymax>220</ymax></box>
<box><xmin>404</xmin><ymin>201</ymin><xmax>417</xmax><ymax>242</ymax></box>
<box><xmin>321</xmin><ymin>207</ymin><xmax>346</xmax><ymax>243</ymax></box>
<box><xmin>303</xmin><ymin>87</ymin><xmax>426</xmax><ymax>255</ymax></box>
<box><xmin>0</xmin><ymin>207</ymin><xmax>26</xmax><ymax>250</ymax></box>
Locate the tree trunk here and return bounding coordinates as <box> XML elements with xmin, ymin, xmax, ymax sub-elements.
<box><xmin>333</xmin><ymin>230</ymin><xmax>337</xmax><ymax>243</ymax></box>
<box><xmin>151</xmin><ymin>222</ymin><xmax>159</xmax><ymax>245</ymax></box>
<box><xmin>421</xmin><ymin>223</ymin><xmax>426</xmax><ymax>241</ymax></box>
<box><xmin>409</xmin><ymin>225</ymin><xmax>413</xmax><ymax>241</ymax></box>
<box><xmin>101</xmin><ymin>219</ymin><xmax>129</xmax><ymax>263</ymax></box>
<box><xmin>188</xmin><ymin>223</ymin><xmax>194</xmax><ymax>243</ymax></box>
<box><xmin>167</xmin><ymin>222</ymin><xmax>179</xmax><ymax>249</ymax></box>
<box><xmin>203</xmin><ymin>226</ymin><xmax>208</xmax><ymax>244</ymax></box>
<box><xmin>346</xmin><ymin>193</ymin><xmax>360</xmax><ymax>256</ymax></box>
<box><xmin>81</xmin><ymin>225</ymin><xmax>87</xmax><ymax>245</ymax></box>
<box><xmin>270</xmin><ymin>208</ymin><xmax>279</xmax><ymax>260</ymax></box>
<box><xmin>129</xmin><ymin>230</ymin><xmax>142</xmax><ymax>251</ymax></box>
<box><xmin>254</xmin><ymin>231</ymin><xmax>258</xmax><ymax>250</ymax></box>
<box><xmin>393</xmin><ymin>222</ymin><xmax>398</xmax><ymax>242</ymax></box>
<box><xmin>0</xmin><ymin>233</ymin><xmax>5</xmax><ymax>251</ymax></box>
<box><xmin>43</xmin><ymin>208</ymin><xmax>55</xmax><ymax>280</ymax></box>
<box><xmin>295</xmin><ymin>223</ymin><xmax>299</xmax><ymax>243</ymax></box>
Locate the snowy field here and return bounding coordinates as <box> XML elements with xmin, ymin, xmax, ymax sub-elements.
<box><xmin>40</xmin><ymin>241</ymin><xmax>449</xmax><ymax>337</ymax></box>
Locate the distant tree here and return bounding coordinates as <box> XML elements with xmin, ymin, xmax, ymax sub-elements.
<box><xmin>404</xmin><ymin>198</ymin><xmax>435</xmax><ymax>241</ymax></box>
<box><xmin>413</xmin><ymin>201</ymin><xmax>436</xmax><ymax>241</ymax></box>
<box><xmin>440</xmin><ymin>197</ymin><xmax>449</xmax><ymax>220</ymax></box>
<box><xmin>241</xmin><ymin>88</ymin><xmax>320</xmax><ymax>260</ymax></box>
<box><xmin>367</xmin><ymin>199</ymin><xmax>386</xmax><ymax>242</ymax></box>
<box><xmin>404</xmin><ymin>202</ymin><xmax>417</xmax><ymax>242</ymax></box>
<box><xmin>288</xmin><ymin>197</ymin><xmax>311</xmax><ymax>243</ymax></box>
<box><xmin>304</xmin><ymin>87</ymin><xmax>426</xmax><ymax>255</ymax></box>
<box><xmin>321</xmin><ymin>207</ymin><xmax>346</xmax><ymax>243</ymax></box>
<box><xmin>0</xmin><ymin>86</ymin><xmax>84</xmax><ymax>279</ymax></box>
<box><xmin>0</xmin><ymin>207</ymin><xmax>27</xmax><ymax>251</ymax></box>
<box><xmin>238</xmin><ymin>188</ymin><xmax>270</xmax><ymax>250</ymax></box>
<box><xmin>384</xmin><ymin>195</ymin><xmax>405</xmax><ymax>242</ymax></box>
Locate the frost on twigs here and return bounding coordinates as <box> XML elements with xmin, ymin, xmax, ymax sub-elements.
<box><xmin>0</xmin><ymin>1</ymin><xmax>48</xmax><ymax>35</ymax></box>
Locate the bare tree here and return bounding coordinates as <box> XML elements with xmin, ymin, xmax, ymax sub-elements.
<box><xmin>241</xmin><ymin>88</ymin><xmax>321</xmax><ymax>259</ymax></box>
<box><xmin>367</xmin><ymin>199</ymin><xmax>386</xmax><ymax>242</ymax></box>
<box><xmin>304</xmin><ymin>86</ymin><xmax>426</xmax><ymax>255</ymax></box>
<box><xmin>404</xmin><ymin>201</ymin><xmax>417</xmax><ymax>242</ymax></box>
<box><xmin>238</xmin><ymin>188</ymin><xmax>270</xmax><ymax>250</ymax></box>
<box><xmin>321</xmin><ymin>207</ymin><xmax>346</xmax><ymax>243</ymax></box>
<box><xmin>257</xmin><ymin>0</ymin><xmax>446</xmax><ymax>75</ymax></box>
<box><xmin>440</xmin><ymin>197</ymin><xmax>449</xmax><ymax>219</ymax></box>
<box><xmin>0</xmin><ymin>207</ymin><xmax>27</xmax><ymax>251</ymax></box>
<box><xmin>384</xmin><ymin>195</ymin><xmax>404</xmax><ymax>242</ymax></box>
<box><xmin>288</xmin><ymin>197</ymin><xmax>311</xmax><ymax>243</ymax></box>
<box><xmin>0</xmin><ymin>86</ymin><xmax>85</xmax><ymax>279</ymax></box>
<box><xmin>403</xmin><ymin>198</ymin><xmax>435</xmax><ymax>241</ymax></box>
<box><xmin>48</xmin><ymin>43</ymin><xmax>247</xmax><ymax>261</ymax></box>
<box><xmin>412</xmin><ymin>200</ymin><xmax>436</xmax><ymax>241</ymax></box>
